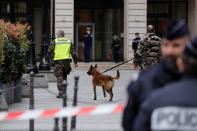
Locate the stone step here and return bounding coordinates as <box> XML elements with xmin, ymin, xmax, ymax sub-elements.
<box><xmin>39</xmin><ymin>62</ymin><xmax>137</xmax><ymax>82</ymax></box>
<box><xmin>37</xmin><ymin>61</ymin><xmax>135</xmax><ymax>71</ymax></box>
<box><xmin>71</xmin><ymin>62</ymin><xmax>135</xmax><ymax>70</ymax></box>
<box><xmin>39</xmin><ymin>62</ymin><xmax>136</xmax><ymax>74</ymax></box>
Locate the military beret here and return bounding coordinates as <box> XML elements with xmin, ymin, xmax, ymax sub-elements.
<box><xmin>163</xmin><ymin>20</ymin><xmax>189</xmax><ymax>40</ymax></box>
<box><xmin>184</xmin><ymin>36</ymin><xmax>197</xmax><ymax>58</ymax></box>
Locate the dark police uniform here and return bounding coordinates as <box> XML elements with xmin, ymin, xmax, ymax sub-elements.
<box><xmin>83</xmin><ymin>33</ymin><xmax>93</xmax><ymax>62</ymax></box>
<box><xmin>132</xmin><ymin>37</ymin><xmax>141</xmax><ymax>55</ymax></box>
<box><xmin>134</xmin><ymin>75</ymin><xmax>197</xmax><ymax>131</ymax></box>
<box><xmin>122</xmin><ymin>61</ymin><xmax>181</xmax><ymax>131</ymax></box>
<box><xmin>122</xmin><ymin>20</ymin><xmax>189</xmax><ymax>131</ymax></box>
<box><xmin>134</xmin><ymin>35</ymin><xmax>197</xmax><ymax>131</ymax></box>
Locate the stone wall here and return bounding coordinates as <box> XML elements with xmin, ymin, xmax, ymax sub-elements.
<box><xmin>55</xmin><ymin>0</ymin><xmax>147</xmax><ymax>60</ymax></box>
<box><xmin>54</xmin><ymin>0</ymin><xmax>197</xmax><ymax>60</ymax></box>
<box><xmin>188</xmin><ymin>0</ymin><xmax>197</xmax><ymax>38</ymax></box>
<box><xmin>55</xmin><ymin>0</ymin><xmax>74</xmax><ymax>41</ymax></box>
<box><xmin>124</xmin><ymin>0</ymin><xmax>147</xmax><ymax>60</ymax></box>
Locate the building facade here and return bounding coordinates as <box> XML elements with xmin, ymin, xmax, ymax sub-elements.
<box><xmin>55</xmin><ymin>0</ymin><xmax>197</xmax><ymax>61</ymax></box>
<box><xmin>0</xmin><ymin>0</ymin><xmax>197</xmax><ymax>61</ymax></box>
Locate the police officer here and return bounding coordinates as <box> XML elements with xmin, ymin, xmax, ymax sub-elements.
<box><xmin>111</xmin><ymin>35</ymin><xmax>121</xmax><ymax>63</ymax></box>
<box><xmin>122</xmin><ymin>20</ymin><xmax>189</xmax><ymax>131</ymax></box>
<box><xmin>132</xmin><ymin>32</ymin><xmax>141</xmax><ymax>56</ymax></box>
<box><xmin>134</xmin><ymin>25</ymin><xmax>161</xmax><ymax>69</ymax></box>
<box><xmin>48</xmin><ymin>30</ymin><xmax>78</xmax><ymax>98</ymax></box>
<box><xmin>134</xmin><ymin>36</ymin><xmax>197</xmax><ymax>131</ymax></box>
<box><xmin>83</xmin><ymin>27</ymin><xmax>93</xmax><ymax>63</ymax></box>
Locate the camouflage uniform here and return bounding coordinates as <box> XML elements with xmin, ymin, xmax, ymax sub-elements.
<box><xmin>48</xmin><ymin>39</ymin><xmax>78</xmax><ymax>94</ymax></box>
<box><xmin>133</xmin><ymin>33</ymin><xmax>161</xmax><ymax>69</ymax></box>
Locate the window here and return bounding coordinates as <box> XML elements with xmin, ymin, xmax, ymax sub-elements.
<box><xmin>148</xmin><ymin>1</ymin><xmax>188</xmax><ymax>37</ymax></box>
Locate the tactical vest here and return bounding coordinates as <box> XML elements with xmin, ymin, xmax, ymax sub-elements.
<box><xmin>54</xmin><ymin>37</ymin><xmax>71</xmax><ymax>60</ymax></box>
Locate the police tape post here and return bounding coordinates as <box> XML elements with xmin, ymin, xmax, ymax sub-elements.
<box><xmin>0</xmin><ymin>103</ymin><xmax>124</xmax><ymax>121</ymax></box>
<box><xmin>62</xmin><ymin>81</ymin><xmax>68</xmax><ymax>131</ymax></box>
<box><xmin>71</xmin><ymin>76</ymin><xmax>79</xmax><ymax>131</ymax></box>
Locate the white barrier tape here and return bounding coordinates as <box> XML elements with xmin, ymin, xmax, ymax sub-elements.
<box><xmin>0</xmin><ymin>103</ymin><xmax>123</xmax><ymax>121</ymax></box>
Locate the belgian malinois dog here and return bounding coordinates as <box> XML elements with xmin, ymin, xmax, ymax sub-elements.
<box><xmin>87</xmin><ymin>64</ymin><xmax>120</xmax><ymax>101</ymax></box>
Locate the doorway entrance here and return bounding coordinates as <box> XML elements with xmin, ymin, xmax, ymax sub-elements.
<box><xmin>76</xmin><ymin>23</ymin><xmax>95</xmax><ymax>61</ymax></box>
<box><xmin>74</xmin><ymin>0</ymin><xmax>124</xmax><ymax>62</ymax></box>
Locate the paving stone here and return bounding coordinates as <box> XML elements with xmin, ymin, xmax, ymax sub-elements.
<box><xmin>0</xmin><ymin>69</ymin><xmax>139</xmax><ymax>131</ymax></box>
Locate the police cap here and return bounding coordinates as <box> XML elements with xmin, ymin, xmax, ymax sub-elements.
<box><xmin>163</xmin><ymin>20</ymin><xmax>189</xmax><ymax>40</ymax></box>
<box><xmin>184</xmin><ymin>36</ymin><xmax>197</xmax><ymax>58</ymax></box>
<box><xmin>86</xmin><ymin>27</ymin><xmax>91</xmax><ymax>30</ymax></box>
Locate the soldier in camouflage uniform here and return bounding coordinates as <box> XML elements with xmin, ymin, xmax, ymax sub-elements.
<box><xmin>48</xmin><ymin>30</ymin><xmax>78</xmax><ymax>98</ymax></box>
<box><xmin>133</xmin><ymin>25</ymin><xmax>161</xmax><ymax>69</ymax></box>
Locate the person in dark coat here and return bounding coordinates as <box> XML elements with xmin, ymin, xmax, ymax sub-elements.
<box><xmin>134</xmin><ymin>36</ymin><xmax>197</xmax><ymax>131</ymax></box>
<box><xmin>122</xmin><ymin>20</ymin><xmax>189</xmax><ymax>131</ymax></box>
<box><xmin>83</xmin><ymin>27</ymin><xmax>93</xmax><ymax>62</ymax></box>
<box><xmin>111</xmin><ymin>35</ymin><xmax>121</xmax><ymax>63</ymax></box>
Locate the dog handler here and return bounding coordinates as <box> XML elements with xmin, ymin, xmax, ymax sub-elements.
<box><xmin>48</xmin><ymin>30</ymin><xmax>78</xmax><ymax>98</ymax></box>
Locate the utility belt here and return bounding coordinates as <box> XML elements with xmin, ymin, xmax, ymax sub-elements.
<box><xmin>54</xmin><ymin>59</ymin><xmax>72</xmax><ymax>64</ymax></box>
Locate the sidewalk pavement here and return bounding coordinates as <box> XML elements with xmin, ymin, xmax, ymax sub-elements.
<box><xmin>0</xmin><ymin>70</ymin><xmax>138</xmax><ymax>131</ymax></box>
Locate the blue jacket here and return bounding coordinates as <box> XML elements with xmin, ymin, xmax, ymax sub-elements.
<box><xmin>83</xmin><ymin>33</ymin><xmax>93</xmax><ymax>47</ymax></box>
<box><xmin>122</xmin><ymin>61</ymin><xmax>182</xmax><ymax>131</ymax></box>
<box><xmin>134</xmin><ymin>75</ymin><xmax>197</xmax><ymax>131</ymax></box>
<box><xmin>132</xmin><ymin>37</ymin><xmax>141</xmax><ymax>51</ymax></box>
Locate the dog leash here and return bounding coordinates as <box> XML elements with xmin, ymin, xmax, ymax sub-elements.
<box><xmin>102</xmin><ymin>58</ymin><xmax>134</xmax><ymax>73</ymax></box>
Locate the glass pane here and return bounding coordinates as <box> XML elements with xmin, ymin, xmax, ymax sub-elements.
<box><xmin>2</xmin><ymin>1</ymin><xmax>9</xmax><ymax>17</ymax></box>
<box><xmin>15</xmin><ymin>2</ymin><xmax>26</xmax><ymax>14</ymax></box>
<box><xmin>157</xmin><ymin>18</ymin><xmax>169</xmax><ymax>36</ymax></box>
<box><xmin>148</xmin><ymin>1</ymin><xmax>187</xmax><ymax>37</ymax></box>
<box><xmin>148</xmin><ymin>3</ymin><xmax>169</xmax><ymax>14</ymax></box>
<box><xmin>15</xmin><ymin>1</ymin><xmax>27</xmax><ymax>22</ymax></box>
<box><xmin>172</xmin><ymin>2</ymin><xmax>187</xmax><ymax>21</ymax></box>
<box><xmin>76</xmin><ymin>8</ymin><xmax>123</xmax><ymax>61</ymax></box>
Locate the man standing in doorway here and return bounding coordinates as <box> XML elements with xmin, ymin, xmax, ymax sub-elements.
<box><xmin>134</xmin><ymin>25</ymin><xmax>161</xmax><ymax>69</ymax></box>
<box><xmin>48</xmin><ymin>30</ymin><xmax>78</xmax><ymax>98</ymax></box>
<box><xmin>83</xmin><ymin>27</ymin><xmax>93</xmax><ymax>63</ymax></box>
<box><xmin>132</xmin><ymin>32</ymin><xmax>141</xmax><ymax>56</ymax></box>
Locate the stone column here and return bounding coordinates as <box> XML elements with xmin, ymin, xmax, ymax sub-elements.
<box><xmin>27</xmin><ymin>0</ymin><xmax>38</xmax><ymax>73</ymax></box>
<box><xmin>39</xmin><ymin>0</ymin><xmax>50</xmax><ymax>71</ymax></box>
<box><xmin>188</xmin><ymin>0</ymin><xmax>197</xmax><ymax>38</ymax></box>
<box><xmin>124</xmin><ymin>0</ymin><xmax>147</xmax><ymax>60</ymax></box>
<box><xmin>55</xmin><ymin>0</ymin><xmax>74</xmax><ymax>41</ymax></box>
<box><xmin>34</xmin><ymin>8</ymin><xmax>43</xmax><ymax>60</ymax></box>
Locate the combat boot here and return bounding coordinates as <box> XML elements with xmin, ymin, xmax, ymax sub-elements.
<box><xmin>56</xmin><ymin>91</ymin><xmax>63</xmax><ymax>98</ymax></box>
